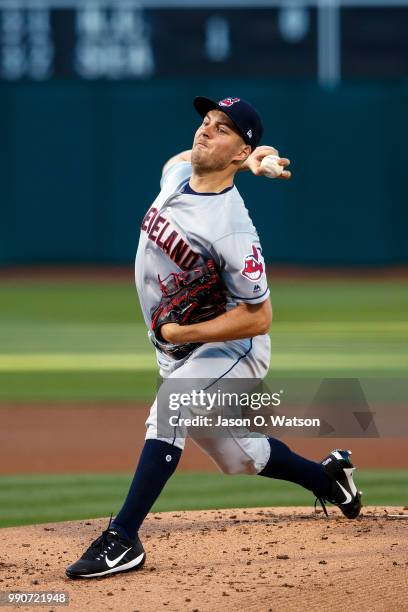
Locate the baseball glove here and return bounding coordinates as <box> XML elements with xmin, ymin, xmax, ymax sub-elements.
<box><xmin>151</xmin><ymin>259</ymin><xmax>226</xmax><ymax>360</ymax></box>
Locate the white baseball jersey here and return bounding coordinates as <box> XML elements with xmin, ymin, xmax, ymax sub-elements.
<box><xmin>137</xmin><ymin>160</ymin><xmax>272</xmax><ymax>474</ymax></box>
<box><xmin>135</xmin><ymin>161</ymin><xmax>270</xmax><ymax>334</ymax></box>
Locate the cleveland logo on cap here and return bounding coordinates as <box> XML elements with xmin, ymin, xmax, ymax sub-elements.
<box><xmin>219</xmin><ymin>97</ymin><xmax>240</xmax><ymax>107</ymax></box>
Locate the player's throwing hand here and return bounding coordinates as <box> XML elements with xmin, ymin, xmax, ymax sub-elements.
<box><xmin>246</xmin><ymin>145</ymin><xmax>291</xmax><ymax>179</ymax></box>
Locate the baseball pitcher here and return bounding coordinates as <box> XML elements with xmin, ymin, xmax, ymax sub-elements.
<box><xmin>66</xmin><ymin>96</ymin><xmax>362</xmax><ymax>579</ymax></box>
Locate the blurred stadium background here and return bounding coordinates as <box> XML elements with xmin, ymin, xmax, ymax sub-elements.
<box><xmin>0</xmin><ymin>0</ymin><xmax>407</xmax><ymax>527</ymax></box>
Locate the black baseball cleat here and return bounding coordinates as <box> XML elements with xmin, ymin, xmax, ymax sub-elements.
<box><xmin>66</xmin><ymin>520</ymin><xmax>145</xmax><ymax>579</ymax></box>
<box><xmin>316</xmin><ymin>449</ymin><xmax>362</xmax><ymax>519</ymax></box>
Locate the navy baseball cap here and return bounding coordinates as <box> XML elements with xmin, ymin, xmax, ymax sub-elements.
<box><xmin>193</xmin><ymin>96</ymin><xmax>263</xmax><ymax>150</ymax></box>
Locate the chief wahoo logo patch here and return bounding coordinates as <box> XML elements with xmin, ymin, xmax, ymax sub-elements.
<box><xmin>241</xmin><ymin>244</ymin><xmax>264</xmax><ymax>282</ymax></box>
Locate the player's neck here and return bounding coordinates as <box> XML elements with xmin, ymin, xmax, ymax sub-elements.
<box><xmin>189</xmin><ymin>170</ymin><xmax>234</xmax><ymax>194</ymax></box>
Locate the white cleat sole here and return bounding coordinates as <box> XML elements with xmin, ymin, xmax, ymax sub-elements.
<box><xmin>77</xmin><ymin>552</ymin><xmax>145</xmax><ymax>578</ymax></box>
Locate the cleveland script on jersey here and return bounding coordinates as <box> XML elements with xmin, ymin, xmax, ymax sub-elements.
<box><xmin>135</xmin><ymin>161</ymin><xmax>269</xmax><ymax>337</ymax></box>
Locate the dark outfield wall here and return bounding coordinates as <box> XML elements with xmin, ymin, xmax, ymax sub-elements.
<box><xmin>1</xmin><ymin>80</ymin><xmax>407</xmax><ymax>265</ymax></box>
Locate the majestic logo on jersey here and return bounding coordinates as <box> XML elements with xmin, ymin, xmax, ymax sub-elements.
<box><xmin>219</xmin><ymin>97</ymin><xmax>240</xmax><ymax>107</ymax></box>
<box><xmin>241</xmin><ymin>244</ymin><xmax>264</xmax><ymax>282</ymax></box>
<box><xmin>140</xmin><ymin>206</ymin><xmax>200</xmax><ymax>270</ymax></box>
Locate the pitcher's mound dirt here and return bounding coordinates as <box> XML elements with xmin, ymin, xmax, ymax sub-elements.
<box><xmin>1</xmin><ymin>507</ymin><xmax>407</xmax><ymax>612</ymax></box>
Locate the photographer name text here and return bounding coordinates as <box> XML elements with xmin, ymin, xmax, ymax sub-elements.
<box><xmin>169</xmin><ymin>415</ymin><xmax>320</xmax><ymax>428</ymax></box>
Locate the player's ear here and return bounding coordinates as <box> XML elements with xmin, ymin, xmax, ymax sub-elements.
<box><xmin>234</xmin><ymin>144</ymin><xmax>251</xmax><ymax>163</ymax></box>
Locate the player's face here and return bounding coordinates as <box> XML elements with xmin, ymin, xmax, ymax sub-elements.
<box><xmin>191</xmin><ymin>110</ymin><xmax>250</xmax><ymax>172</ymax></box>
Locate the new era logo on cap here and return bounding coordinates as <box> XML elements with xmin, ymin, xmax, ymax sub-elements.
<box><xmin>247</xmin><ymin>129</ymin><xmax>253</xmax><ymax>139</ymax></box>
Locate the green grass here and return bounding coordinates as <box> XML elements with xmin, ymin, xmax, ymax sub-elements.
<box><xmin>1</xmin><ymin>279</ymin><xmax>405</xmax><ymax>529</ymax></box>
<box><xmin>0</xmin><ymin>372</ymin><xmax>160</xmax><ymax>402</ymax></box>
<box><xmin>1</xmin><ymin>279</ymin><xmax>408</xmax><ymax>401</ymax></box>
<box><xmin>0</xmin><ymin>470</ymin><xmax>406</xmax><ymax>528</ymax></box>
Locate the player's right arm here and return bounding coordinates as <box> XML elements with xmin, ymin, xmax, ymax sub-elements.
<box><xmin>242</xmin><ymin>146</ymin><xmax>291</xmax><ymax>180</ymax></box>
<box><xmin>161</xmin><ymin>147</ymin><xmax>291</xmax><ymax>180</ymax></box>
<box><xmin>162</xmin><ymin>150</ymin><xmax>192</xmax><ymax>178</ymax></box>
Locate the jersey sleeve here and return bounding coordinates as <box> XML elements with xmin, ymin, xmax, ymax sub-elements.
<box><xmin>160</xmin><ymin>161</ymin><xmax>192</xmax><ymax>193</ymax></box>
<box><xmin>213</xmin><ymin>232</ymin><xmax>270</xmax><ymax>304</ymax></box>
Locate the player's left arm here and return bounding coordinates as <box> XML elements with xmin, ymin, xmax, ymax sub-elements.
<box><xmin>161</xmin><ymin>230</ymin><xmax>273</xmax><ymax>344</ymax></box>
<box><xmin>161</xmin><ymin>298</ymin><xmax>272</xmax><ymax>344</ymax></box>
<box><xmin>240</xmin><ymin>145</ymin><xmax>291</xmax><ymax>180</ymax></box>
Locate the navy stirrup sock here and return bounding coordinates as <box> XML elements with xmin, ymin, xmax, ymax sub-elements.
<box><xmin>259</xmin><ymin>437</ymin><xmax>331</xmax><ymax>498</ymax></box>
<box><xmin>112</xmin><ymin>439</ymin><xmax>182</xmax><ymax>541</ymax></box>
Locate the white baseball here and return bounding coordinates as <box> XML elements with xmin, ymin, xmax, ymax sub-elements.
<box><xmin>260</xmin><ymin>155</ymin><xmax>283</xmax><ymax>179</ymax></box>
